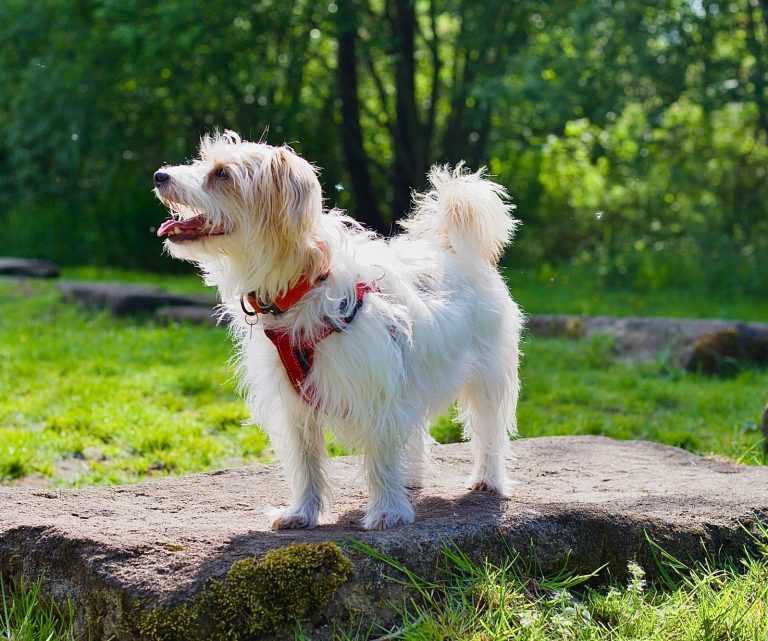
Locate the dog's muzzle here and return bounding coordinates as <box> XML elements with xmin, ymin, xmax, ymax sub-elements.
<box><xmin>154</xmin><ymin>171</ymin><xmax>170</xmax><ymax>185</ymax></box>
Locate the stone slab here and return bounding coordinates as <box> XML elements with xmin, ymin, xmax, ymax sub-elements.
<box><xmin>58</xmin><ymin>281</ymin><xmax>217</xmax><ymax>318</ymax></box>
<box><xmin>0</xmin><ymin>257</ymin><xmax>60</xmax><ymax>278</ymax></box>
<box><xmin>2</xmin><ymin>436</ymin><xmax>768</xmax><ymax>639</ymax></box>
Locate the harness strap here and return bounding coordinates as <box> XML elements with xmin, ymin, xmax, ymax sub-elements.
<box><xmin>263</xmin><ymin>282</ymin><xmax>374</xmax><ymax>404</ymax></box>
<box><xmin>244</xmin><ymin>272</ymin><xmax>329</xmax><ymax>316</ymax></box>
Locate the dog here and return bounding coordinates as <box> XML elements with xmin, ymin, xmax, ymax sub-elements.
<box><xmin>154</xmin><ymin>131</ymin><xmax>522</xmax><ymax>530</ymax></box>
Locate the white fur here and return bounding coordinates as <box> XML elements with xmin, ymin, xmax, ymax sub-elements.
<box><xmin>155</xmin><ymin>131</ymin><xmax>523</xmax><ymax>530</ymax></box>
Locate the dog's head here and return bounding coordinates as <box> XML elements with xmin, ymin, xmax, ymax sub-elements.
<box><xmin>154</xmin><ymin>131</ymin><xmax>324</xmax><ymax>277</ymax></box>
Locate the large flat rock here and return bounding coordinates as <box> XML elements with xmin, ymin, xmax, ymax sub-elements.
<box><xmin>3</xmin><ymin>436</ymin><xmax>768</xmax><ymax>639</ymax></box>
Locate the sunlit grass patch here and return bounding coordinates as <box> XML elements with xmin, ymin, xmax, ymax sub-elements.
<box><xmin>0</xmin><ymin>278</ymin><xmax>268</xmax><ymax>485</ymax></box>
<box><xmin>333</xmin><ymin>535</ymin><xmax>768</xmax><ymax>641</ymax></box>
<box><xmin>3</xmin><ymin>275</ymin><xmax>768</xmax><ymax>486</ymax></box>
<box><xmin>517</xmin><ymin>335</ymin><xmax>768</xmax><ymax>463</ymax></box>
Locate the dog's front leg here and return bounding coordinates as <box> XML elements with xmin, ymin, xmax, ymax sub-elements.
<box><xmin>269</xmin><ymin>412</ymin><xmax>329</xmax><ymax>530</ymax></box>
<box><xmin>360</xmin><ymin>434</ymin><xmax>415</xmax><ymax>530</ymax></box>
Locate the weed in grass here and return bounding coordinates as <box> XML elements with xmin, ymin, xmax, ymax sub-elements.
<box><xmin>0</xmin><ymin>455</ymin><xmax>27</xmax><ymax>482</ymax></box>
<box><xmin>0</xmin><ymin>576</ymin><xmax>79</xmax><ymax>641</ymax></box>
<box><xmin>429</xmin><ymin>406</ymin><xmax>461</xmax><ymax>444</ymax></box>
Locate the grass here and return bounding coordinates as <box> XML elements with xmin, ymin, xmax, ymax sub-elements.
<box><xmin>0</xmin><ymin>576</ymin><xmax>78</xmax><ymax>641</ymax></box>
<box><xmin>2</xmin><ymin>267</ymin><xmax>768</xmax><ymax>639</ymax></box>
<box><xmin>503</xmin><ymin>262</ymin><xmax>768</xmax><ymax>321</ymax></box>
<box><xmin>0</xmin><ymin>277</ymin><xmax>264</xmax><ymax>485</ymax></box>
<box><xmin>313</xmin><ymin>536</ymin><xmax>768</xmax><ymax>640</ymax></box>
<box><xmin>1</xmin><ymin>270</ymin><xmax>767</xmax><ymax>486</ymax></box>
<box><xmin>66</xmin><ymin>263</ymin><xmax>768</xmax><ymax>319</ymax></box>
<box><xmin>520</xmin><ymin>334</ymin><xmax>768</xmax><ymax>464</ymax></box>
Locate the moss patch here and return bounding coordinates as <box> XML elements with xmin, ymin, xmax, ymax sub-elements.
<box><xmin>128</xmin><ymin>542</ymin><xmax>353</xmax><ymax>641</ymax></box>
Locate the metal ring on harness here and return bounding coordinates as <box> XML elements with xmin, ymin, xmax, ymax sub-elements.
<box><xmin>240</xmin><ymin>295</ymin><xmax>258</xmax><ymax>317</ymax></box>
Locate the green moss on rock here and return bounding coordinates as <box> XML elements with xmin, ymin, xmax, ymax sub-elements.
<box><xmin>129</xmin><ymin>542</ymin><xmax>353</xmax><ymax>641</ymax></box>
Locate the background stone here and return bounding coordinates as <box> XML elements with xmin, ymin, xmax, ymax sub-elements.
<box><xmin>153</xmin><ymin>305</ymin><xmax>225</xmax><ymax>327</ymax></box>
<box><xmin>527</xmin><ymin>314</ymin><xmax>768</xmax><ymax>373</ymax></box>
<box><xmin>58</xmin><ymin>281</ymin><xmax>217</xmax><ymax>318</ymax></box>
<box><xmin>0</xmin><ymin>257</ymin><xmax>60</xmax><ymax>278</ymax></box>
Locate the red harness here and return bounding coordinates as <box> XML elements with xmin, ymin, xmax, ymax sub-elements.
<box><xmin>241</xmin><ymin>277</ymin><xmax>373</xmax><ymax>405</ymax></box>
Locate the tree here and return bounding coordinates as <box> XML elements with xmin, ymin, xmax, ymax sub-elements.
<box><xmin>332</xmin><ymin>0</ymin><xmax>532</xmax><ymax>227</ymax></box>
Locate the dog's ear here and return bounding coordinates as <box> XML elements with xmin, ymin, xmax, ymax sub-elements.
<box><xmin>269</xmin><ymin>148</ymin><xmax>321</xmax><ymax>229</ymax></box>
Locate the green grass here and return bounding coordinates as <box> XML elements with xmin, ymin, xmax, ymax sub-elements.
<box><xmin>65</xmin><ymin>263</ymin><xmax>768</xmax><ymax>320</ymax></box>
<box><xmin>2</xmin><ymin>271</ymin><xmax>767</xmax><ymax>486</ymax></box>
<box><xmin>1</xmin><ymin>576</ymin><xmax>78</xmax><ymax>641</ymax></box>
<box><xmin>520</xmin><ymin>334</ymin><xmax>768</xmax><ymax>464</ymax></box>
<box><xmin>503</xmin><ymin>263</ymin><xmax>768</xmax><ymax>321</ymax></box>
<box><xmin>0</xmin><ymin>277</ymin><xmax>265</xmax><ymax>485</ymax></box>
<box><xmin>319</xmin><ymin>537</ymin><xmax>768</xmax><ymax>640</ymax></box>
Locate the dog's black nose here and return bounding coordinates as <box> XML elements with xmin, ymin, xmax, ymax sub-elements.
<box><xmin>154</xmin><ymin>171</ymin><xmax>170</xmax><ymax>185</ymax></box>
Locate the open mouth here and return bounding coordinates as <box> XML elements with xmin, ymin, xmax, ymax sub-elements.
<box><xmin>156</xmin><ymin>214</ymin><xmax>227</xmax><ymax>242</ymax></box>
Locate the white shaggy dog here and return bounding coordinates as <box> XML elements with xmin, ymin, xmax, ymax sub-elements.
<box><xmin>154</xmin><ymin>131</ymin><xmax>522</xmax><ymax>530</ymax></box>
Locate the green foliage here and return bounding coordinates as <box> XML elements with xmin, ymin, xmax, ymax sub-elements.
<box><xmin>527</xmin><ymin>98</ymin><xmax>768</xmax><ymax>296</ymax></box>
<box><xmin>1</xmin><ymin>0</ymin><xmax>767</xmax><ymax>292</ymax></box>
<box><xmin>0</xmin><ymin>0</ymin><xmax>342</xmax><ymax>269</ymax></box>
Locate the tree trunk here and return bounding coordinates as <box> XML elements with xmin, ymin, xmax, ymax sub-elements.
<box><xmin>391</xmin><ymin>0</ymin><xmax>424</xmax><ymax>222</ymax></box>
<box><xmin>335</xmin><ymin>3</ymin><xmax>388</xmax><ymax>235</ymax></box>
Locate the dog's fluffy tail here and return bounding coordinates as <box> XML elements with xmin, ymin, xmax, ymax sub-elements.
<box><xmin>400</xmin><ymin>163</ymin><xmax>519</xmax><ymax>266</ymax></box>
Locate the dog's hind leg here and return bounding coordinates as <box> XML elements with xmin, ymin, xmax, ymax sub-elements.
<box><xmin>458</xmin><ymin>355</ymin><xmax>519</xmax><ymax>494</ymax></box>
<box><xmin>270</xmin><ymin>411</ymin><xmax>329</xmax><ymax>530</ymax></box>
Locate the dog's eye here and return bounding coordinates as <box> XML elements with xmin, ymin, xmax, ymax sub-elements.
<box><xmin>214</xmin><ymin>167</ymin><xmax>229</xmax><ymax>179</ymax></box>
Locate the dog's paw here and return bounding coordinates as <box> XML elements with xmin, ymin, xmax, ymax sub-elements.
<box><xmin>362</xmin><ymin>500</ymin><xmax>415</xmax><ymax>530</ymax></box>
<box><xmin>270</xmin><ymin>507</ymin><xmax>318</xmax><ymax>530</ymax></box>
<box><xmin>469</xmin><ymin>478</ymin><xmax>505</xmax><ymax>494</ymax></box>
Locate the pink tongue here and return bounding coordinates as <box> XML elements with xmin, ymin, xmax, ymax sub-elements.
<box><xmin>157</xmin><ymin>217</ymin><xmax>202</xmax><ymax>237</ymax></box>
